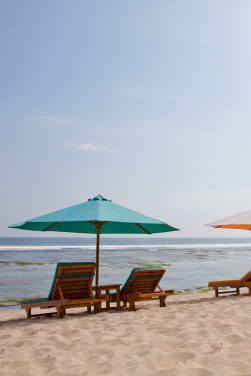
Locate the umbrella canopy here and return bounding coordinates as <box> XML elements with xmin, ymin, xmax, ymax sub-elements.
<box><xmin>206</xmin><ymin>209</ymin><xmax>251</xmax><ymax>231</ymax></box>
<box><xmin>9</xmin><ymin>194</ymin><xmax>179</xmax><ymax>285</ymax></box>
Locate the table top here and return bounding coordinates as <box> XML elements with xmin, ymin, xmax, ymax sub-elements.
<box><xmin>93</xmin><ymin>284</ymin><xmax>121</xmax><ymax>290</ymax></box>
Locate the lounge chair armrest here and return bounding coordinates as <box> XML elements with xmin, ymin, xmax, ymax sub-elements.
<box><xmin>21</xmin><ymin>299</ymin><xmax>69</xmax><ymax>309</ymax></box>
<box><xmin>139</xmin><ymin>292</ymin><xmax>172</xmax><ymax>298</ymax></box>
<box><xmin>156</xmin><ymin>286</ymin><xmax>174</xmax><ymax>294</ymax></box>
<box><xmin>208</xmin><ymin>280</ymin><xmax>240</xmax><ymax>287</ymax></box>
<box><xmin>157</xmin><ymin>284</ymin><xmax>164</xmax><ymax>292</ymax></box>
<box><xmin>122</xmin><ymin>292</ymin><xmax>170</xmax><ymax>300</ymax></box>
<box><xmin>66</xmin><ymin>297</ymin><xmax>107</xmax><ymax>305</ymax></box>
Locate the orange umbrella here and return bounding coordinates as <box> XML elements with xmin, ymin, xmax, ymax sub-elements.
<box><xmin>206</xmin><ymin>209</ymin><xmax>251</xmax><ymax>231</ymax></box>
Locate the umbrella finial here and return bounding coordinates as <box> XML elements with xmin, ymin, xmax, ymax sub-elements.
<box><xmin>88</xmin><ymin>194</ymin><xmax>111</xmax><ymax>202</ymax></box>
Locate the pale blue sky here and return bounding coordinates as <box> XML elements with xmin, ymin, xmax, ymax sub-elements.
<box><xmin>1</xmin><ymin>1</ymin><xmax>251</xmax><ymax>237</ymax></box>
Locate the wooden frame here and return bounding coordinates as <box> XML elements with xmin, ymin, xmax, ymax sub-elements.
<box><xmin>93</xmin><ymin>284</ymin><xmax>121</xmax><ymax>312</ymax></box>
<box><xmin>21</xmin><ymin>263</ymin><xmax>107</xmax><ymax>319</ymax></box>
<box><xmin>111</xmin><ymin>268</ymin><xmax>174</xmax><ymax>311</ymax></box>
<box><xmin>208</xmin><ymin>270</ymin><xmax>251</xmax><ymax>297</ymax></box>
<box><xmin>121</xmin><ymin>288</ymin><xmax>174</xmax><ymax>311</ymax></box>
<box><xmin>21</xmin><ymin>299</ymin><xmax>69</xmax><ymax>319</ymax></box>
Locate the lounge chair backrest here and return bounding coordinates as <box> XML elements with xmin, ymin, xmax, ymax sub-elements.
<box><xmin>120</xmin><ymin>267</ymin><xmax>166</xmax><ymax>295</ymax></box>
<box><xmin>48</xmin><ymin>262</ymin><xmax>96</xmax><ymax>300</ymax></box>
<box><xmin>240</xmin><ymin>270</ymin><xmax>251</xmax><ymax>282</ymax></box>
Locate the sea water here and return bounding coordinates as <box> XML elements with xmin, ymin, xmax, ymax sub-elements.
<box><xmin>1</xmin><ymin>236</ymin><xmax>251</xmax><ymax>310</ymax></box>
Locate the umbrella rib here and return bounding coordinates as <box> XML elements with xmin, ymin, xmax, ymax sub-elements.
<box><xmin>135</xmin><ymin>223</ymin><xmax>150</xmax><ymax>234</ymax></box>
<box><xmin>89</xmin><ymin>221</ymin><xmax>109</xmax><ymax>228</ymax></box>
<box><xmin>165</xmin><ymin>223</ymin><xmax>178</xmax><ymax>230</ymax></box>
<box><xmin>43</xmin><ymin>222</ymin><xmax>61</xmax><ymax>231</ymax></box>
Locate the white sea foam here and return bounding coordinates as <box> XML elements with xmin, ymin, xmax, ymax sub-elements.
<box><xmin>1</xmin><ymin>243</ymin><xmax>251</xmax><ymax>251</ymax></box>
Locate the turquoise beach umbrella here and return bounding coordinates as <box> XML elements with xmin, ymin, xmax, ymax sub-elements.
<box><xmin>9</xmin><ymin>195</ymin><xmax>179</xmax><ymax>286</ymax></box>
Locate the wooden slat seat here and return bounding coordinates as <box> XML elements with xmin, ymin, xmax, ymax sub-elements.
<box><xmin>21</xmin><ymin>262</ymin><xmax>107</xmax><ymax>319</ymax></box>
<box><xmin>111</xmin><ymin>267</ymin><xmax>174</xmax><ymax>311</ymax></box>
<box><xmin>208</xmin><ymin>270</ymin><xmax>251</xmax><ymax>297</ymax></box>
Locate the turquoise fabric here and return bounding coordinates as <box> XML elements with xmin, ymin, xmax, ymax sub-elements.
<box><xmin>9</xmin><ymin>195</ymin><xmax>179</xmax><ymax>234</ymax></box>
<box><xmin>20</xmin><ymin>297</ymin><xmax>49</xmax><ymax>304</ymax></box>
<box><xmin>120</xmin><ymin>267</ymin><xmax>163</xmax><ymax>294</ymax></box>
<box><xmin>21</xmin><ymin>262</ymin><xmax>95</xmax><ymax>304</ymax></box>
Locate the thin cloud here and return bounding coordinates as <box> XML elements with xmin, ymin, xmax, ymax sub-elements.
<box><xmin>31</xmin><ymin>116</ymin><xmax>68</xmax><ymax>124</ymax></box>
<box><xmin>65</xmin><ymin>143</ymin><xmax>110</xmax><ymax>151</ymax></box>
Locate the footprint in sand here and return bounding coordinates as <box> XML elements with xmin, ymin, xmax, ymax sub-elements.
<box><xmin>94</xmin><ymin>348</ymin><xmax>114</xmax><ymax>357</ymax></box>
<box><xmin>59</xmin><ymin>329</ymin><xmax>80</xmax><ymax>338</ymax></box>
<box><xmin>0</xmin><ymin>334</ymin><xmax>12</xmax><ymax>340</ymax></box>
<box><xmin>165</xmin><ymin>351</ymin><xmax>195</xmax><ymax>364</ymax></box>
<box><xmin>151</xmin><ymin>340</ymin><xmax>178</xmax><ymax>349</ymax></box>
<box><xmin>37</xmin><ymin>355</ymin><xmax>56</xmax><ymax>367</ymax></box>
<box><xmin>31</xmin><ymin>347</ymin><xmax>52</xmax><ymax>357</ymax></box>
<box><xmin>182</xmin><ymin>368</ymin><xmax>213</xmax><ymax>376</ymax></box>
<box><xmin>197</xmin><ymin>330</ymin><xmax>209</xmax><ymax>337</ymax></box>
<box><xmin>145</xmin><ymin>351</ymin><xmax>195</xmax><ymax>370</ymax></box>
<box><xmin>12</xmin><ymin>340</ymin><xmax>24</xmax><ymax>348</ymax></box>
<box><xmin>5</xmin><ymin>360</ymin><xmax>27</xmax><ymax>369</ymax></box>
<box><xmin>223</xmin><ymin>334</ymin><xmax>243</xmax><ymax>344</ymax></box>
<box><xmin>100</xmin><ymin>338</ymin><xmax>127</xmax><ymax>346</ymax></box>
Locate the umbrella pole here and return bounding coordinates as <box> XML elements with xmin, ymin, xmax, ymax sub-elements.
<box><xmin>95</xmin><ymin>226</ymin><xmax>101</xmax><ymax>287</ymax></box>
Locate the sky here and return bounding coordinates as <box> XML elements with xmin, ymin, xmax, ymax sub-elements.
<box><xmin>1</xmin><ymin>1</ymin><xmax>251</xmax><ymax>238</ymax></box>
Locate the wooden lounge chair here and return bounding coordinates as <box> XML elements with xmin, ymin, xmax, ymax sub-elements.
<box><xmin>208</xmin><ymin>270</ymin><xmax>251</xmax><ymax>297</ymax></box>
<box><xmin>21</xmin><ymin>262</ymin><xmax>106</xmax><ymax>319</ymax></box>
<box><xmin>111</xmin><ymin>267</ymin><xmax>174</xmax><ymax>311</ymax></box>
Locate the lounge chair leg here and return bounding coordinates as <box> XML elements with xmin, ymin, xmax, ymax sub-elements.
<box><xmin>25</xmin><ymin>308</ymin><xmax>31</xmax><ymax>319</ymax></box>
<box><xmin>249</xmin><ymin>288</ymin><xmax>251</xmax><ymax>296</ymax></box>
<box><xmin>94</xmin><ymin>303</ymin><xmax>98</xmax><ymax>314</ymax></box>
<box><xmin>236</xmin><ymin>288</ymin><xmax>240</xmax><ymax>296</ymax></box>
<box><xmin>129</xmin><ymin>301</ymin><xmax>136</xmax><ymax>311</ymax></box>
<box><xmin>123</xmin><ymin>301</ymin><xmax>128</xmax><ymax>308</ymax></box>
<box><xmin>159</xmin><ymin>297</ymin><xmax>166</xmax><ymax>307</ymax></box>
<box><xmin>87</xmin><ymin>305</ymin><xmax>92</xmax><ymax>314</ymax></box>
<box><xmin>214</xmin><ymin>288</ymin><xmax>219</xmax><ymax>298</ymax></box>
<box><xmin>116</xmin><ymin>294</ymin><xmax>120</xmax><ymax>311</ymax></box>
<box><xmin>56</xmin><ymin>307</ymin><xmax>64</xmax><ymax>319</ymax></box>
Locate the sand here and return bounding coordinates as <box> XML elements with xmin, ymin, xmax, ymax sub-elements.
<box><xmin>1</xmin><ymin>292</ymin><xmax>251</xmax><ymax>376</ymax></box>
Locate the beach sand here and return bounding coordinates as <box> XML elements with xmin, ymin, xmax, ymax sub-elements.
<box><xmin>1</xmin><ymin>292</ymin><xmax>251</xmax><ymax>376</ymax></box>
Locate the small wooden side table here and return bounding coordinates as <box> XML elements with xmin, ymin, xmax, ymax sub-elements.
<box><xmin>93</xmin><ymin>284</ymin><xmax>121</xmax><ymax>312</ymax></box>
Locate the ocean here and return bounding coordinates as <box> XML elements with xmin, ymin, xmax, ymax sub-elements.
<box><xmin>1</xmin><ymin>236</ymin><xmax>251</xmax><ymax>310</ymax></box>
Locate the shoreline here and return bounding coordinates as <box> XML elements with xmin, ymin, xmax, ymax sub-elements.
<box><xmin>1</xmin><ymin>238</ymin><xmax>251</xmax><ymax>305</ymax></box>
<box><xmin>0</xmin><ymin>287</ymin><xmax>214</xmax><ymax>311</ymax></box>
